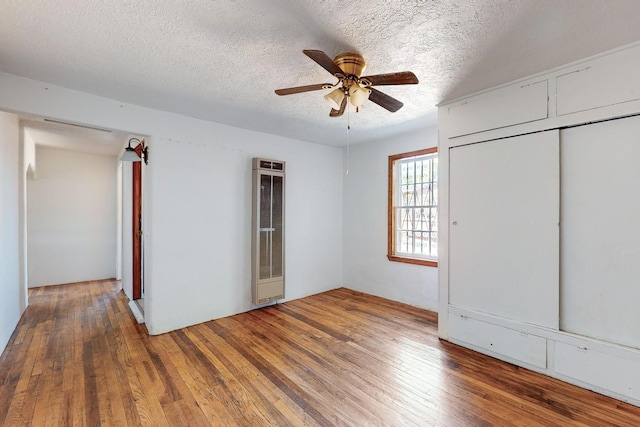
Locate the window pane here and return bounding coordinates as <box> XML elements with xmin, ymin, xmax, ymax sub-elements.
<box><xmin>259</xmin><ymin>175</ymin><xmax>272</xmax><ymax>279</ymax></box>
<box><xmin>271</xmin><ymin>175</ymin><xmax>283</xmax><ymax>277</ymax></box>
<box><xmin>392</xmin><ymin>151</ymin><xmax>438</xmax><ymax>260</ymax></box>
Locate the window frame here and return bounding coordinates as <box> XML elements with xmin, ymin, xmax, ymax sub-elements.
<box><xmin>387</xmin><ymin>147</ymin><xmax>438</xmax><ymax>267</ymax></box>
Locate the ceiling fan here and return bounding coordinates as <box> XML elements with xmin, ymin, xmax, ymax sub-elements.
<box><xmin>275</xmin><ymin>50</ymin><xmax>419</xmax><ymax>117</ymax></box>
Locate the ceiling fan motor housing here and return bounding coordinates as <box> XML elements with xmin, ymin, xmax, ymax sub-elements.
<box><xmin>333</xmin><ymin>53</ymin><xmax>367</xmax><ymax>78</ymax></box>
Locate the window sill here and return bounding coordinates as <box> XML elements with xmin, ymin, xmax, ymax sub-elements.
<box><xmin>387</xmin><ymin>255</ymin><xmax>438</xmax><ymax>267</ymax></box>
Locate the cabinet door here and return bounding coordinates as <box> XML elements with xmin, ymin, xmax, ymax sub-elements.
<box><xmin>560</xmin><ymin>116</ymin><xmax>640</xmax><ymax>349</ymax></box>
<box><xmin>556</xmin><ymin>45</ymin><xmax>640</xmax><ymax>116</ymax></box>
<box><xmin>449</xmin><ymin>131</ymin><xmax>559</xmax><ymax>328</ymax></box>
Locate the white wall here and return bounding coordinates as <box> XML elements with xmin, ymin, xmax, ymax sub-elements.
<box><xmin>144</xmin><ymin>132</ymin><xmax>343</xmax><ymax>334</ymax></box>
<box><xmin>23</xmin><ymin>130</ymin><xmax>36</xmax><ymax>176</ymax></box>
<box><xmin>0</xmin><ymin>71</ymin><xmax>344</xmax><ymax>335</ymax></box>
<box><xmin>21</xmin><ymin>129</ymin><xmax>36</xmax><ymax>314</ymax></box>
<box><xmin>0</xmin><ymin>111</ymin><xmax>25</xmax><ymax>355</ymax></box>
<box><xmin>343</xmin><ymin>127</ymin><xmax>438</xmax><ymax>310</ymax></box>
<box><xmin>116</xmin><ymin>162</ymin><xmax>123</xmax><ymax>281</ymax></box>
<box><xmin>27</xmin><ymin>147</ymin><xmax>117</xmax><ymax>287</ymax></box>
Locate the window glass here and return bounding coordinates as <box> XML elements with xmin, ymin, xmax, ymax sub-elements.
<box><xmin>388</xmin><ymin>148</ymin><xmax>438</xmax><ymax>267</ymax></box>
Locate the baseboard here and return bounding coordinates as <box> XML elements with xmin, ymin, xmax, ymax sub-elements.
<box><xmin>128</xmin><ymin>300</ymin><xmax>145</xmax><ymax>324</ymax></box>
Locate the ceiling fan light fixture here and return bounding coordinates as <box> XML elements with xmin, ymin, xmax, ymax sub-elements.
<box><xmin>348</xmin><ymin>84</ymin><xmax>372</xmax><ymax>107</ymax></box>
<box><xmin>324</xmin><ymin>88</ymin><xmax>345</xmax><ymax>110</ymax></box>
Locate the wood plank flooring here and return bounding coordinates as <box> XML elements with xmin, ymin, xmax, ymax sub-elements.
<box><xmin>1</xmin><ymin>280</ymin><xmax>640</xmax><ymax>426</ymax></box>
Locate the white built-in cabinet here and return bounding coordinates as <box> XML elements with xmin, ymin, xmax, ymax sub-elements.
<box><xmin>439</xmin><ymin>42</ymin><xmax>640</xmax><ymax>406</ymax></box>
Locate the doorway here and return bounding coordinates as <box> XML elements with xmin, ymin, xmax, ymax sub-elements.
<box><xmin>18</xmin><ymin>115</ymin><xmax>145</xmax><ymax>319</ymax></box>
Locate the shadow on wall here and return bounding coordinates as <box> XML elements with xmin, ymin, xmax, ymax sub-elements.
<box><xmin>440</xmin><ymin>1</ymin><xmax>640</xmax><ymax>104</ymax></box>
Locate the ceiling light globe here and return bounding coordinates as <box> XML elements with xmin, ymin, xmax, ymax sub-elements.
<box><xmin>324</xmin><ymin>88</ymin><xmax>344</xmax><ymax>110</ymax></box>
<box><xmin>349</xmin><ymin>84</ymin><xmax>372</xmax><ymax>107</ymax></box>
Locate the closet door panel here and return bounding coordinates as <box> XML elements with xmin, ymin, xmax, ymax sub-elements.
<box><xmin>560</xmin><ymin>116</ymin><xmax>640</xmax><ymax>349</ymax></box>
<box><xmin>449</xmin><ymin>131</ymin><xmax>559</xmax><ymax>328</ymax></box>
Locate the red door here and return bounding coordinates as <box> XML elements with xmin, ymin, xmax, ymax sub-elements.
<box><xmin>132</xmin><ymin>143</ymin><xmax>143</xmax><ymax>300</ymax></box>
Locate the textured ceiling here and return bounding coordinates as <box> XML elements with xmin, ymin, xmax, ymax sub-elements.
<box><xmin>3</xmin><ymin>0</ymin><xmax>640</xmax><ymax>149</ymax></box>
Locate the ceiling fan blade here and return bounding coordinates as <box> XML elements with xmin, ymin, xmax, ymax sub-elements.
<box><xmin>275</xmin><ymin>83</ymin><xmax>333</xmax><ymax>95</ymax></box>
<box><xmin>329</xmin><ymin>96</ymin><xmax>347</xmax><ymax>117</ymax></box>
<box><xmin>303</xmin><ymin>50</ymin><xmax>345</xmax><ymax>78</ymax></box>
<box><xmin>369</xmin><ymin>88</ymin><xmax>404</xmax><ymax>112</ymax></box>
<box><xmin>360</xmin><ymin>71</ymin><xmax>418</xmax><ymax>86</ymax></box>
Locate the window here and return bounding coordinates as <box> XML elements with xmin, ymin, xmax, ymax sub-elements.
<box><xmin>388</xmin><ymin>148</ymin><xmax>438</xmax><ymax>267</ymax></box>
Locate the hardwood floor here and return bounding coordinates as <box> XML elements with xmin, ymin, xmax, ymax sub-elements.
<box><xmin>1</xmin><ymin>281</ymin><xmax>639</xmax><ymax>426</ymax></box>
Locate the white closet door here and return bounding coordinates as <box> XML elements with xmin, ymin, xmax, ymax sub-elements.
<box><xmin>561</xmin><ymin>116</ymin><xmax>640</xmax><ymax>349</ymax></box>
<box><xmin>449</xmin><ymin>131</ymin><xmax>559</xmax><ymax>328</ymax></box>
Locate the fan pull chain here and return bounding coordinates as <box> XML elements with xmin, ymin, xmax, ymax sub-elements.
<box><xmin>346</xmin><ymin>97</ymin><xmax>351</xmax><ymax>176</ymax></box>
